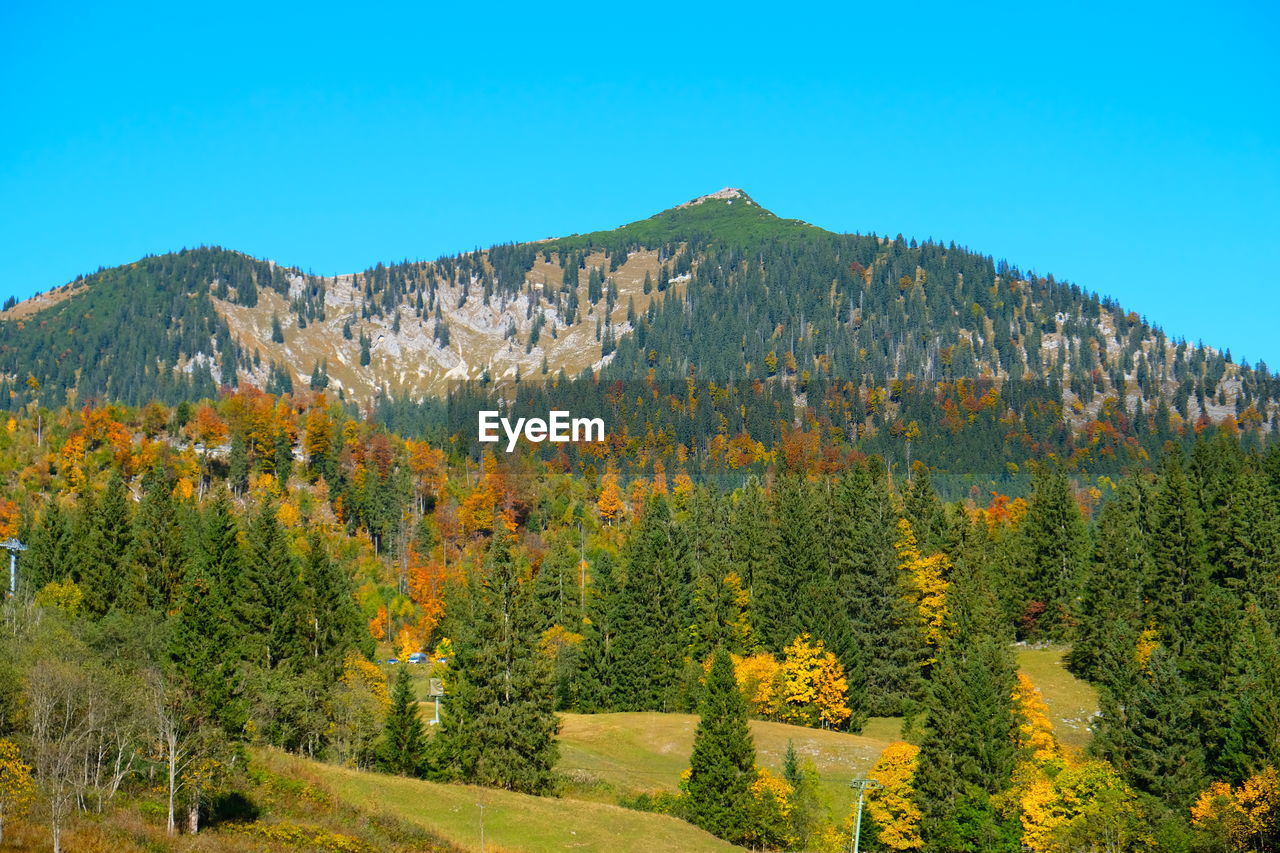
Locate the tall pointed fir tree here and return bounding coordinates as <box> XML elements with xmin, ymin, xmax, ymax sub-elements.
<box><xmin>1091</xmin><ymin>644</ymin><xmax>1207</xmax><ymax>809</ymax></box>
<box><xmin>1146</xmin><ymin>449</ymin><xmax>1208</xmax><ymax>650</ymax></box>
<box><xmin>73</xmin><ymin>471</ymin><xmax>138</xmax><ymax>615</ymax></box>
<box><xmin>432</xmin><ymin>527</ymin><xmax>559</xmax><ymax>793</ymax></box>
<box><xmin>21</xmin><ymin>499</ymin><xmax>72</xmax><ymax>593</ymax></box>
<box><xmin>573</xmin><ymin>551</ymin><xmax>620</xmax><ymax>712</ymax></box>
<box><xmin>380</xmin><ymin>665</ymin><xmax>426</xmax><ymax>776</ymax></box>
<box><xmin>1068</xmin><ymin>480</ymin><xmax>1150</xmax><ymax>684</ymax></box>
<box><xmin>605</xmin><ymin>495</ymin><xmax>683</xmax><ymax>710</ymax></box>
<box><xmin>913</xmin><ymin>537</ymin><xmax>1020</xmax><ymax>852</ymax></box>
<box><xmin>839</xmin><ymin>463</ymin><xmax>922</xmax><ymax>716</ymax></box>
<box><xmin>753</xmin><ymin>473</ymin><xmax>818</xmax><ymax>652</ymax></box>
<box><xmin>300</xmin><ymin>527</ymin><xmax>364</xmax><ymax>674</ymax></box>
<box><xmin>239</xmin><ymin>497</ymin><xmax>306</xmax><ymax>671</ymax></box>
<box><xmin>685</xmin><ymin>648</ymin><xmax>757</xmax><ymax>845</ymax></box>
<box><xmin>134</xmin><ymin>463</ymin><xmax>189</xmax><ymax>610</ymax></box>
<box><xmin>1014</xmin><ymin>463</ymin><xmax>1088</xmax><ymax>639</ymax></box>
<box><xmin>1217</xmin><ymin>600</ymin><xmax>1280</xmax><ymax>781</ymax></box>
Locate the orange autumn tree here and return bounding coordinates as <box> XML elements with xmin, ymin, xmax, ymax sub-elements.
<box><xmin>407</xmin><ymin>548</ymin><xmax>447</xmax><ymax>640</ymax></box>
<box><xmin>865</xmin><ymin>742</ymin><xmax>923</xmax><ymax>851</ymax></box>
<box><xmin>597</xmin><ymin>460</ymin><xmax>624</xmax><ymax>523</ymax></box>
<box><xmin>1013</xmin><ymin>672</ymin><xmax>1064</xmax><ymax>767</ymax></box>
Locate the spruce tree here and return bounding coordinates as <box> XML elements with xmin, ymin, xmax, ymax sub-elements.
<box><xmin>573</xmin><ymin>551</ymin><xmax>620</xmax><ymax>712</ymax></box>
<box><xmin>433</xmin><ymin>529</ymin><xmax>559</xmax><ymax>793</ymax></box>
<box><xmin>21</xmin><ymin>499</ymin><xmax>72</xmax><ymax>593</ymax></box>
<box><xmin>1216</xmin><ymin>600</ymin><xmax>1280</xmax><ymax>781</ymax></box>
<box><xmin>1146</xmin><ymin>450</ymin><xmax>1208</xmax><ymax>648</ymax></box>
<box><xmin>1092</xmin><ymin>645</ymin><xmax>1207</xmax><ymax>808</ymax></box>
<box><xmin>1068</xmin><ymin>481</ymin><xmax>1149</xmax><ymax>683</ymax></box>
<box><xmin>685</xmin><ymin>648</ymin><xmax>756</xmax><ymax>844</ymax></box>
<box><xmin>301</xmin><ymin>527</ymin><xmax>363</xmax><ymax>674</ymax></box>
<box><xmin>753</xmin><ymin>473</ymin><xmax>817</xmax><ymax>652</ymax></box>
<box><xmin>239</xmin><ymin>498</ymin><xmax>306</xmax><ymax>670</ymax></box>
<box><xmin>74</xmin><ymin>472</ymin><xmax>138</xmax><ymax>615</ymax></box>
<box><xmin>1014</xmin><ymin>463</ymin><xmax>1088</xmax><ymax>638</ymax></box>
<box><xmin>914</xmin><ymin>551</ymin><xmax>1019</xmax><ymax>851</ymax></box>
<box><xmin>605</xmin><ymin>496</ymin><xmax>683</xmax><ymax>710</ymax></box>
<box><xmin>380</xmin><ymin>666</ymin><xmax>425</xmax><ymax>776</ymax></box>
<box><xmin>134</xmin><ymin>464</ymin><xmax>188</xmax><ymax>610</ymax></box>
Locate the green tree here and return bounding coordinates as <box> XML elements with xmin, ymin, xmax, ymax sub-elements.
<box><xmin>379</xmin><ymin>666</ymin><xmax>425</xmax><ymax>776</ymax></box>
<box><xmin>432</xmin><ymin>529</ymin><xmax>559</xmax><ymax>793</ymax></box>
<box><xmin>685</xmin><ymin>648</ymin><xmax>756</xmax><ymax>844</ymax></box>
<box><xmin>1014</xmin><ymin>463</ymin><xmax>1088</xmax><ymax>639</ymax></box>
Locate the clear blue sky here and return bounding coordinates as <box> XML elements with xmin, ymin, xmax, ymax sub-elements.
<box><xmin>2</xmin><ymin>2</ymin><xmax>1277</xmax><ymax>363</ymax></box>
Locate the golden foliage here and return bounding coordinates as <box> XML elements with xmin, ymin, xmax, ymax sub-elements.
<box><xmin>894</xmin><ymin>519</ymin><xmax>950</xmax><ymax>664</ymax></box>
<box><xmin>866</xmin><ymin>741</ymin><xmax>923</xmax><ymax>850</ymax></box>
<box><xmin>1192</xmin><ymin>766</ymin><xmax>1280</xmax><ymax>850</ymax></box>
<box><xmin>777</xmin><ymin>634</ymin><xmax>851</xmax><ymax>728</ymax></box>
<box><xmin>597</xmin><ymin>460</ymin><xmax>624</xmax><ymax>523</ymax></box>
<box><xmin>1013</xmin><ymin>672</ymin><xmax>1063</xmax><ymax>766</ymax></box>
<box><xmin>0</xmin><ymin>738</ymin><xmax>35</xmax><ymax>833</ymax></box>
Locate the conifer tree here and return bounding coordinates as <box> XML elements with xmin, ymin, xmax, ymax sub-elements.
<box><xmin>573</xmin><ymin>552</ymin><xmax>620</xmax><ymax>712</ymax></box>
<box><xmin>685</xmin><ymin>648</ymin><xmax>756</xmax><ymax>844</ymax></box>
<box><xmin>753</xmin><ymin>473</ymin><xmax>817</xmax><ymax>652</ymax></box>
<box><xmin>1146</xmin><ymin>450</ymin><xmax>1208</xmax><ymax>648</ymax></box>
<box><xmin>838</xmin><ymin>464</ymin><xmax>922</xmax><ymax>716</ymax></box>
<box><xmin>914</xmin><ymin>550</ymin><xmax>1019</xmax><ymax>851</ymax></box>
<box><xmin>22</xmin><ymin>500</ymin><xmax>72</xmax><ymax>593</ymax></box>
<box><xmin>300</xmin><ymin>528</ymin><xmax>363</xmax><ymax>673</ymax></box>
<box><xmin>74</xmin><ymin>472</ymin><xmax>138</xmax><ymax>615</ymax></box>
<box><xmin>1092</xmin><ymin>645</ymin><xmax>1207</xmax><ymax>808</ymax></box>
<box><xmin>1216</xmin><ymin>601</ymin><xmax>1280</xmax><ymax>782</ymax></box>
<box><xmin>605</xmin><ymin>496</ymin><xmax>683</xmax><ymax>710</ymax></box>
<box><xmin>1014</xmin><ymin>463</ymin><xmax>1088</xmax><ymax>638</ymax></box>
<box><xmin>380</xmin><ymin>666</ymin><xmax>425</xmax><ymax>777</ymax></box>
<box><xmin>239</xmin><ymin>498</ymin><xmax>305</xmax><ymax>670</ymax></box>
<box><xmin>433</xmin><ymin>529</ymin><xmax>559</xmax><ymax>793</ymax></box>
<box><xmin>1069</xmin><ymin>481</ymin><xmax>1149</xmax><ymax>683</ymax></box>
<box><xmin>134</xmin><ymin>464</ymin><xmax>188</xmax><ymax>611</ymax></box>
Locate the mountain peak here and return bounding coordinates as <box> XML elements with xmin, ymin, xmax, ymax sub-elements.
<box><xmin>676</xmin><ymin>187</ymin><xmax>753</xmax><ymax>209</ymax></box>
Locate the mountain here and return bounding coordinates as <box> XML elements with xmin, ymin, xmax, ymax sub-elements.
<box><xmin>2</xmin><ymin>188</ymin><xmax>1275</xmax><ymax>479</ymax></box>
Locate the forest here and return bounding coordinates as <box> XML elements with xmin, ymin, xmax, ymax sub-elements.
<box><xmin>0</xmin><ymin>383</ymin><xmax>1276</xmax><ymax>852</ymax></box>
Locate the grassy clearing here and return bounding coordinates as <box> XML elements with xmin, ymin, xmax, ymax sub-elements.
<box><xmin>558</xmin><ymin>712</ymin><xmax>896</xmax><ymax>819</ymax></box>
<box><xmin>263</xmin><ymin>750</ymin><xmax>741</xmax><ymax>853</ymax></box>
<box><xmin>1015</xmin><ymin>645</ymin><xmax>1100</xmax><ymax>750</ymax></box>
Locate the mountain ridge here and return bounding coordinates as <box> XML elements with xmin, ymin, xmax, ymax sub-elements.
<box><xmin>0</xmin><ymin>192</ymin><xmax>1273</xmax><ymax>464</ymax></box>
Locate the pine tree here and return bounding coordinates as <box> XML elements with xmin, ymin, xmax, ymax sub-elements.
<box><xmin>1092</xmin><ymin>645</ymin><xmax>1207</xmax><ymax>808</ymax></box>
<box><xmin>1014</xmin><ymin>463</ymin><xmax>1088</xmax><ymax>638</ymax></box>
<box><xmin>685</xmin><ymin>648</ymin><xmax>756</xmax><ymax>844</ymax></box>
<box><xmin>239</xmin><ymin>498</ymin><xmax>305</xmax><ymax>670</ymax></box>
<box><xmin>21</xmin><ymin>499</ymin><xmax>72</xmax><ymax>593</ymax></box>
<box><xmin>1146</xmin><ymin>450</ymin><xmax>1208</xmax><ymax>648</ymax></box>
<box><xmin>753</xmin><ymin>473</ymin><xmax>817</xmax><ymax>652</ymax></box>
<box><xmin>432</xmin><ymin>529</ymin><xmax>559</xmax><ymax>793</ymax></box>
<box><xmin>301</xmin><ymin>528</ymin><xmax>363</xmax><ymax>675</ymax></box>
<box><xmin>134</xmin><ymin>464</ymin><xmax>188</xmax><ymax>611</ymax></box>
<box><xmin>73</xmin><ymin>472</ymin><xmax>138</xmax><ymax>615</ymax></box>
<box><xmin>838</xmin><ymin>464</ymin><xmax>922</xmax><ymax>716</ymax></box>
<box><xmin>605</xmin><ymin>496</ymin><xmax>683</xmax><ymax>710</ymax></box>
<box><xmin>1217</xmin><ymin>601</ymin><xmax>1280</xmax><ymax>781</ymax></box>
<box><xmin>573</xmin><ymin>552</ymin><xmax>620</xmax><ymax>712</ymax></box>
<box><xmin>914</xmin><ymin>551</ymin><xmax>1019</xmax><ymax>851</ymax></box>
<box><xmin>1068</xmin><ymin>480</ymin><xmax>1149</xmax><ymax>683</ymax></box>
<box><xmin>380</xmin><ymin>666</ymin><xmax>425</xmax><ymax>776</ymax></box>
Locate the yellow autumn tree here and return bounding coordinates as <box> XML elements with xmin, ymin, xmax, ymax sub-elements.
<box><xmin>866</xmin><ymin>742</ymin><xmax>923</xmax><ymax>850</ymax></box>
<box><xmin>0</xmin><ymin>739</ymin><xmax>34</xmax><ymax>845</ymax></box>
<box><xmin>1018</xmin><ymin>760</ymin><xmax>1149</xmax><ymax>853</ymax></box>
<box><xmin>733</xmin><ymin>652</ymin><xmax>782</xmax><ymax>717</ymax></box>
<box><xmin>894</xmin><ymin>519</ymin><xmax>950</xmax><ymax>666</ymax></box>
<box><xmin>1013</xmin><ymin>672</ymin><xmax>1063</xmax><ymax>766</ymax></box>
<box><xmin>1191</xmin><ymin>766</ymin><xmax>1280</xmax><ymax>851</ymax></box>
<box><xmin>777</xmin><ymin>634</ymin><xmax>851</xmax><ymax>729</ymax></box>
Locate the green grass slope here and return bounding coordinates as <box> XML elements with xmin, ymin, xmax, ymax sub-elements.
<box><xmin>558</xmin><ymin>712</ymin><xmax>898</xmax><ymax>818</ymax></box>
<box><xmin>544</xmin><ymin>189</ymin><xmax>826</xmax><ymax>253</ymax></box>
<box><xmin>1016</xmin><ymin>646</ymin><xmax>1100</xmax><ymax>750</ymax></box>
<box><xmin>262</xmin><ymin>749</ymin><xmax>741</xmax><ymax>853</ymax></box>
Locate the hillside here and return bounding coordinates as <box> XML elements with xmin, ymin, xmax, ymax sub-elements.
<box><xmin>2</xmin><ymin>189</ymin><xmax>1276</xmax><ymax>491</ymax></box>
<box><xmin>262</xmin><ymin>750</ymin><xmax>743</xmax><ymax>853</ymax></box>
